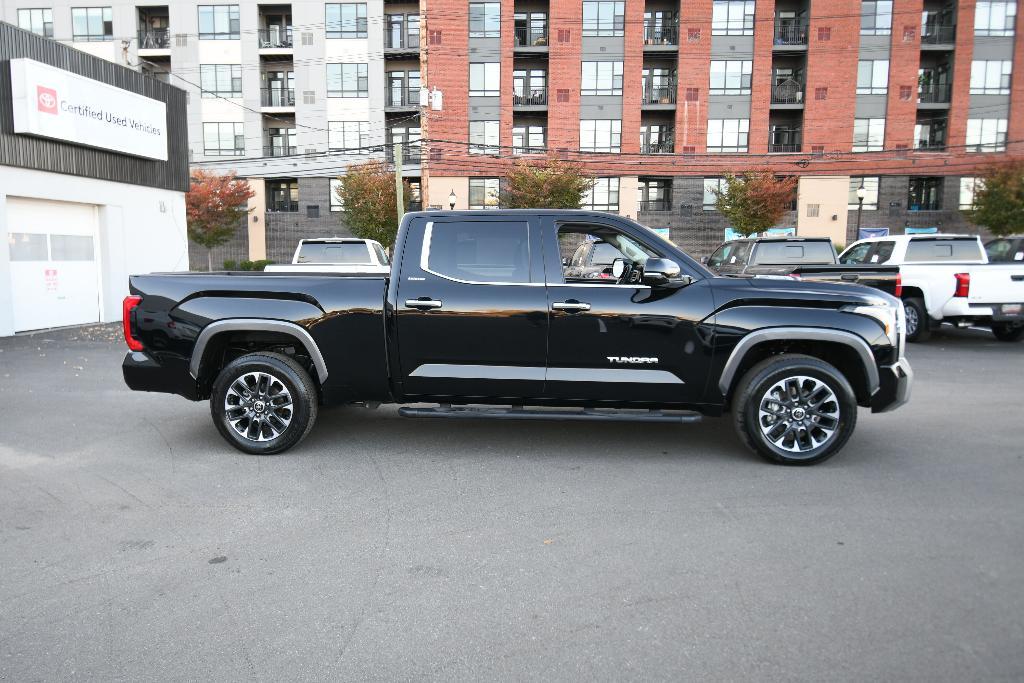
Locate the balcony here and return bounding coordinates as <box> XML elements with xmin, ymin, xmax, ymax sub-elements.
<box><xmin>384</xmin><ymin>16</ymin><xmax>420</xmax><ymax>56</ymax></box>
<box><xmin>773</xmin><ymin>20</ymin><xmax>808</xmax><ymax>49</ymax></box>
<box><xmin>258</xmin><ymin>27</ymin><xmax>293</xmax><ymax>50</ymax></box>
<box><xmin>921</xmin><ymin>24</ymin><xmax>956</xmax><ymax>47</ymax></box>
<box><xmin>639</xmin><ymin>199</ymin><xmax>673</xmax><ymax>212</ymax></box>
<box><xmin>385</xmin><ymin>143</ymin><xmax>421</xmax><ymax>164</ymax></box>
<box><xmin>263</xmin><ymin>145</ymin><xmax>297</xmax><ymax>157</ymax></box>
<box><xmin>386</xmin><ymin>86</ymin><xmax>420</xmax><ymax>111</ymax></box>
<box><xmin>643</xmin><ymin>23</ymin><xmax>679</xmax><ymax>49</ymax></box>
<box><xmin>771</xmin><ymin>80</ymin><xmax>805</xmax><ymax>107</ymax></box>
<box><xmin>641</xmin><ymin>139</ymin><xmax>674</xmax><ymax>154</ymax></box>
<box><xmin>267</xmin><ymin>201</ymin><xmax>299</xmax><ymax>213</ymax></box>
<box><xmin>918</xmin><ymin>83</ymin><xmax>952</xmax><ymax>106</ymax></box>
<box><xmin>513</xmin><ymin>16</ymin><xmax>548</xmax><ymax>52</ymax></box>
<box><xmin>513</xmin><ymin>89</ymin><xmax>548</xmax><ymax>108</ymax></box>
<box><xmin>642</xmin><ymin>85</ymin><xmax>677</xmax><ymax>107</ymax></box>
<box><xmin>513</xmin><ymin>144</ymin><xmax>546</xmax><ymax>155</ymax></box>
<box><xmin>768</xmin><ymin>143</ymin><xmax>802</xmax><ymax>153</ymax></box>
<box><xmin>261</xmin><ymin>87</ymin><xmax>295</xmax><ymax>108</ymax></box>
<box><xmin>138</xmin><ymin>28</ymin><xmax>170</xmax><ymax>51</ymax></box>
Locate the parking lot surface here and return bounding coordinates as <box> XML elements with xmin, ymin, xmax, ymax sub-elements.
<box><xmin>1</xmin><ymin>324</ymin><xmax>1022</xmax><ymax>681</ymax></box>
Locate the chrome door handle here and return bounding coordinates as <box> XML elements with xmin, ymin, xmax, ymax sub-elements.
<box><xmin>552</xmin><ymin>301</ymin><xmax>591</xmax><ymax>312</ymax></box>
<box><xmin>406</xmin><ymin>299</ymin><xmax>443</xmax><ymax>310</ymax></box>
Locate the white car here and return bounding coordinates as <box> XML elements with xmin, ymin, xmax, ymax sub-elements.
<box><xmin>839</xmin><ymin>234</ymin><xmax>1024</xmax><ymax>342</ymax></box>
<box><xmin>263</xmin><ymin>238</ymin><xmax>391</xmax><ymax>275</ymax></box>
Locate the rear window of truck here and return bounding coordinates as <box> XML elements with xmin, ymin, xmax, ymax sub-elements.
<box><xmin>297</xmin><ymin>242</ymin><xmax>372</xmax><ymax>264</ymax></box>
<box><xmin>752</xmin><ymin>241</ymin><xmax>835</xmax><ymax>265</ymax></box>
<box><xmin>904</xmin><ymin>239</ymin><xmax>982</xmax><ymax>262</ymax></box>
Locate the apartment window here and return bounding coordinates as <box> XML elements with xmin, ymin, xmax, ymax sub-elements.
<box><xmin>470</xmin><ymin>121</ymin><xmax>500</xmax><ymax>154</ymax></box>
<box><xmin>330</xmin><ymin>178</ymin><xmax>344</xmax><ymax>212</ymax></box>
<box><xmin>581</xmin><ymin>62</ymin><xmax>624</xmax><ymax>96</ymax></box>
<box><xmin>328</xmin><ymin>121</ymin><xmax>369</xmax><ymax>151</ymax></box>
<box><xmin>327</xmin><ymin>63</ymin><xmax>369</xmax><ymax>97</ymax></box>
<box><xmin>469</xmin><ymin>2</ymin><xmax>501</xmax><ymax>37</ymax></box>
<box><xmin>325</xmin><ymin>4</ymin><xmax>368</xmax><ymax>39</ymax></box>
<box><xmin>71</xmin><ymin>7</ymin><xmax>113</xmax><ymax>41</ymax></box>
<box><xmin>638</xmin><ymin>178</ymin><xmax>672</xmax><ymax>211</ymax></box>
<box><xmin>199</xmin><ymin>65</ymin><xmax>242</xmax><ymax>98</ymax></box>
<box><xmin>703</xmin><ymin>178</ymin><xmax>727</xmax><ymax>208</ymax></box>
<box><xmin>915</xmin><ymin>118</ymin><xmax>947</xmax><ymax>150</ymax></box>
<box><xmin>580</xmin><ymin>120</ymin><xmax>622</xmax><ymax>152</ymax></box>
<box><xmin>512</xmin><ymin>125</ymin><xmax>546</xmax><ymax>154</ymax></box>
<box><xmin>267</xmin><ymin>127</ymin><xmax>296</xmax><ymax>155</ymax></box>
<box><xmin>469</xmin><ymin>63</ymin><xmax>500</xmax><ymax>96</ymax></box>
<box><xmin>848</xmin><ymin>177</ymin><xmax>879</xmax><ymax>210</ymax></box>
<box><xmin>712</xmin><ymin>1</ymin><xmax>755</xmax><ymax>35</ymax></box>
<box><xmin>268</xmin><ymin>180</ymin><xmax>299</xmax><ymax>212</ymax></box>
<box><xmin>583</xmin><ymin>178</ymin><xmax>620</xmax><ymax>211</ymax></box>
<box><xmin>198</xmin><ymin>5</ymin><xmax>239</xmax><ymax>40</ymax></box>
<box><xmin>959</xmin><ymin>177</ymin><xmax>983</xmax><ymax>210</ymax></box>
<box><xmin>975</xmin><ymin>1</ymin><xmax>1017</xmax><ymax>36</ymax></box>
<box><xmin>709</xmin><ymin>60</ymin><xmax>753</xmax><ymax>94</ymax></box>
<box><xmin>970</xmin><ymin>60</ymin><xmax>1012</xmax><ymax>94</ymax></box>
<box><xmin>640</xmin><ymin>124</ymin><xmax>674</xmax><ymax>153</ymax></box>
<box><xmin>203</xmin><ymin>122</ymin><xmax>244</xmax><ymax>156</ymax></box>
<box><xmin>18</xmin><ymin>8</ymin><xmax>53</xmax><ymax>37</ymax></box>
<box><xmin>908</xmin><ymin>177</ymin><xmax>943</xmax><ymax>211</ymax></box>
<box><xmin>853</xmin><ymin>118</ymin><xmax>886</xmax><ymax>151</ymax></box>
<box><xmin>861</xmin><ymin>0</ymin><xmax>893</xmax><ymax>35</ymax></box>
<box><xmin>966</xmin><ymin>118</ymin><xmax>1008</xmax><ymax>152</ymax></box>
<box><xmin>469</xmin><ymin>178</ymin><xmax>501</xmax><ymax>210</ymax></box>
<box><xmin>706</xmin><ymin>119</ymin><xmax>749</xmax><ymax>152</ymax></box>
<box><xmin>582</xmin><ymin>1</ymin><xmax>626</xmax><ymax>37</ymax></box>
<box><xmin>857</xmin><ymin>60</ymin><xmax>889</xmax><ymax>94</ymax></box>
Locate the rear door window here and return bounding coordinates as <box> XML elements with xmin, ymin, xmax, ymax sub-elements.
<box><xmin>871</xmin><ymin>241</ymin><xmax>895</xmax><ymax>263</ymax></box>
<box><xmin>297</xmin><ymin>242</ymin><xmax>372</xmax><ymax>264</ymax></box>
<box><xmin>840</xmin><ymin>243</ymin><xmax>873</xmax><ymax>264</ymax></box>
<box><xmin>905</xmin><ymin>239</ymin><xmax>982</xmax><ymax>262</ymax></box>
<box><xmin>425</xmin><ymin>220</ymin><xmax>531</xmax><ymax>283</ymax></box>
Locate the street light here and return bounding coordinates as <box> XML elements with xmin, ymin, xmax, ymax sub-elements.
<box><xmin>855</xmin><ymin>181</ymin><xmax>866</xmax><ymax>237</ymax></box>
<box><xmin>448</xmin><ymin>190</ymin><xmax>457</xmax><ymax>210</ymax></box>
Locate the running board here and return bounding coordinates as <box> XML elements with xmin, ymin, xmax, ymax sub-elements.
<box><xmin>398</xmin><ymin>405</ymin><xmax>703</xmax><ymax>423</ymax></box>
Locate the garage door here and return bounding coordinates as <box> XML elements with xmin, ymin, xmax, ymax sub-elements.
<box><xmin>6</xmin><ymin>198</ymin><xmax>101</xmax><ymax>333</ymax></box>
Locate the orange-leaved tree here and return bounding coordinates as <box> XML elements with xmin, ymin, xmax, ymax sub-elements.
<box><xmin>186</xmin><ymin>170</ymin><xmax>255</xmax><ymax>271</ymax></box>
<box><xmin>711</xmin><ymin>171</ymin><xmax>798</xmax><ymax>237</ymax></box>
<box><xmin>502</xmin><ymin>157</ymin><xmax>595</xmax><ymax>209</ymax></box>
<box><xmin>333</xmin><ymin>160</ymin><xmax>411</xmax><ymax>248</ymax></box>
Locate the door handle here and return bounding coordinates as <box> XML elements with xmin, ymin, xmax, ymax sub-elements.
<box><xmin>840</xmin><ymin>273</ymin><xmax>859</xmax><ymax>281</ymax></box>
<box><xmin>406</xmin><ymin>298</ymin><xmax>443</xmax><ymax>310</ymax></box>
<box><xmin>552</xmin><ymin>300</ymin><xmax>591</xmax><ymax>312</ymax></box>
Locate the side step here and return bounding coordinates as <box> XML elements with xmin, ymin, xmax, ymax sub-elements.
<box><xmin>398</xmin><ymin>405</ymin><xmax>702</xmax><ymax>424</ymax></box>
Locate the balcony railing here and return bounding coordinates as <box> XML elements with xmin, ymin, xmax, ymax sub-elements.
<box><xmin>640</xmin><ymin>140</ymin><xmax>674</xmax><ymax>154</ymax></box>
<box><xmin>918</xmin><ymin>83</ymin><xmax>952</xmax><ymax>103</ymax></box>
<box><xmin>513</xmin><ymin>144</ymin><xmax>547</xmax><ymax>155</ymax></box>
<box><xmin>921</xmin><ymin>24</ymin><xmax>956</xmax><ymax>44</ymax></box>
<box><xmin>138</xmin><ymin>28</ymin><xmax>170</xmax><ymax>49</ymax></box>
<box><xmin>514</xmin><ymin>25</ymin><xmax>549</xmax><ymax>46</ymax></box>
<box><xmin>513</xmin><ymin>89</ymin><xmax>547</xmax><ymax>106</ymax></box>
<box><xmin>261</xmin><ymin>87</ymin><xmax>295</xmax><ymax>107</ymax></box>
<box><xmin>384</xmin><ymin>28</ymin><xmax>420</xmax><ymax>49</ymax></box>
<box><xmin>773</xmin><ymin>21</ymin><xmax>808</xmax><ymax>45</ymax></box>
<box><xmin>386</xmin><ymin>87</ymin><xmax>420</xmax><ymax>108</ymax></box>
<box><xmin>267</xmin><ymin>201</ymin><xmax>299</xmax><ymax>212</ymax></box>
<box><xmin>768</xmin><ymin>143</ymin><xmax>802</xmax><ymax>153</ymax></box>
<box><xmin>915</xmin><ymin>138</ymin><xmax>947</xmax><ymax>151</ymax></box>
<box><xmin>639</xmin><ymin>199</ymin><xmax>673</xmax><ymax>212</ymax></box>
<box><xmin>264</xmin><ymin>145</ymin><xmax>297</xmax><ymax>157</ymax></box>
<box><xmin>771</xmin><ymin>85</ymin><xmax>804</xmax><ymax>104</ymax></box>
<box><xmin>258</xmin><ymin>27</ymin><xmax>293</xmax><ymax>48</ymax></box>
<box><xmin>386</xmin><ymin>143</ymin><xmax>421</xmax><ymax>164</ymax></box>
<box><xmin>642</xmin><ymin>85</ymin><xmax>677</xmax><ymax>104</ymax></box>
<box><xmin>643</xmin><ymin>23</ymin><xmax>679</xmax><ymax>45</ymax></box>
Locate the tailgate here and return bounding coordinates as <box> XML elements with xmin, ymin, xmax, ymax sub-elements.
<box><xmin>967</xmin><ymin>266</ymin><xmax>1024</xmax><ymax>306</ymax></box>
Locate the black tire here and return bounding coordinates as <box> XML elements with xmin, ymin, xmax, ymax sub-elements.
<box><xmin>732</xmin><ymin>354</ymin><xmax>858</xmax><ymax>466</ymax></box>
<box><xmin>210</xmin><ymin>352</ymin><xmax>319</xmax><ymax>455</ymax></box>
<box><xmin>903</xmin><ymin>297</ymin><xmax>931</xmax><ymax>342</ymax></box>
<box><xmin>992</xmin><ymin>322</ymin><xmax>1024</xmax><ymax>342</ymax></box>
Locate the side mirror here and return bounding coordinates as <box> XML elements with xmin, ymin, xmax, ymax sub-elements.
<box><xmin>700</xmin><ymin>256</ymin><xmax>710</xmax><ymax>265</ymax></box>
<box><xmin>611</xmin><ymin>258</ymin><xmax>627</xmax><ymax>279</ymax></box>
<box><xmin>643</xmin><ymin>258</ymin><xmax>682</xmax><ymax>286</ymax></box>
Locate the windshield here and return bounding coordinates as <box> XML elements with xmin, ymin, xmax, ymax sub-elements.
<box><xmin>296</xmin><ymin>242</ymin><xmax>372</xmax><ymax>264</ymax></box>
<box><xmin>752</xmin><ymin>241</ymin><xmax>836</xmax><ymax>265</ymax></box>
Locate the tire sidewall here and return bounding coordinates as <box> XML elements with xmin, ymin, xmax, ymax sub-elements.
<box><xmin>211</xmin><ymin>354</ymin><xmax>315</xmax><ymax>455</ymax></box>
<box><xmin>903</xmin><ymin>298</ymin><xmax>929</xmax><ymax>342</ymax></box>
<box><xmin>992</xmin><ymin>322</ymin><xmax>1024</xmax><ymax>342</ymax></box>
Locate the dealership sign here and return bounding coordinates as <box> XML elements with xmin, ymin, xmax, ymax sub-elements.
<box><xmin>9</xmin><ymin>58</ymin><xmax>168</xmax><ymax>161</ymax></box>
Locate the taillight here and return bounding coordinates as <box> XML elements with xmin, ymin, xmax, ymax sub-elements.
<box><xmin>122</xmin><ymin>295</ymin><xmax>144</xmax><ymax>351</ymax></box>
<box><xmin>894</xmin><ymin>272</ymin><xmax>903</xmax><ymax>298</ymax></box>
<box><xmin>954</xmin><ymin>273</ymin><xmax>970</xmax><ymax>298</ymax></box>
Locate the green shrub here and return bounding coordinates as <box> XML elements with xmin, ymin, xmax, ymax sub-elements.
<box><xmin>222</xmin><ymin>259</ymin><xmax>238</xmax><ymax>270</ymax></box>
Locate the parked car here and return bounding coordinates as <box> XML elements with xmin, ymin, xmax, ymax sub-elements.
<box><xmin>703</xmin><ymin>237</ymin><xmax>900</xmax><ymax>296</ymax></box>
<box><xmin>263</xmin><ymin>238</ymin><xmax>391</xmax><ymax>274</ymax></box>
<box><xmin>839</xmin><ymin>234</ymin><xmax>1024</xmax><ymax>342</ymax></box>
<box><xmin>985</xmin><ymin>237</ymin><xmax>1024</xmax><ymax>263</ymax></box>
<box><xmin>122</xmin><ymin>210</ymin><xmax>911</xmax><ymax>466</ymax></box>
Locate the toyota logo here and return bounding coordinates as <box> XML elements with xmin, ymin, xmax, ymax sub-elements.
<box><xmin>38</xmin><ymin>92</ymin><xmax>55</xmax><ymax>108</ymax></box>
<box><xmin>36</xmin><ymin>86</ymin><xmax>58</xmax><ymax>114</ymax></box>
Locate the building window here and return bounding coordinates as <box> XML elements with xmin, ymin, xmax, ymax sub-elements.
<box><xmin>966</xmin><ymin>118</ymin><xmax>1008</xmax><ymax>152</ymax></box>
<box><xmin>583</xmin><ymin>178</ymin><xmax>620</xmax><ymax>211</ymax></box>
<box><xmin>469</xmin><ymin>178</ymin><xmax>501</xmax><ymax>209</ymax></box>
<box><xmin>853</xmin><ymin>118</ymin><xmax>886</xmax><ymax>151</ymax></box>
<box><xmin>268</xmin><ymin>180</ymin><xmax>299</xmax><ymax>213</ymax></box>
<box><xmin>582</xmin><ymin>1</ymin><xmax>626</xmax><ymax>37</ymax></box>
<box><xmin>327</xmin><ymin>63</ymin><xmax>369</xmax><ymax>97</ymax></box>
<box><xmin>908</xmin><ymin>177</ymin><xmax>943</xmax><ymax>211</ymax></box>
<box><xmin>638</xmin><ymin>178</ymin><xmax>672</xmax><ymax>211</ymax></box>
<box><xmin>580</xmin><ymin>120</ymin><xmax>622</xmax><ymax>152</ymax></box>
<box><xmin>861</xmin><ymin>0</ymin><xmax>893</xmax><ymax>35</ymax></box>
<box><xmin>581</xmin><ymin>61</ymin><xmax>624</xmax><ymax>96</ymax></box>
<box><xmin>469</xmin><ymin>63</ymin><xmax>500</xmax><ymax>96</ymax></box>
<box><xmin>970</xmin><ymin>60</ymin><xmax>1012</xmax><ymax>95</ymax></box>
<box><xmin>640</xmin><ymin>124</ymin><xmax>674</xmax><ymax>153</ymax></box>
<box><xmin>18</xmin><ymin>8</ymin><xmax>53</xmax><ymax>37</ymax></box>
<box><xmin>706</xmin><ymin>119</ymin><xmax>749</xmax><ymax>153</ymax></box>
<box><xmin>857</xmin><ymin>60</ymin><xmax>889</xmax><ymax>94</ymax></box>
<box><xmin>198</xmin><ymin>5</ymin><xmax>239</xmax><ymax>40</ymax></box>
<box><xmin>469</xmin><ymin>2</ymin><xmax>501</xmax><ymax>37</ymax></box>
<box><xmin>848</xmin><ymin>177</ymin><xmax>880</xmax><ymax>210</ymax></box>
<box><xmin>712</xmin><ymin>1</ymin><xmax>755</xmax><ymax>35</ymax></box>
<box><xmin>203</xmin><ymin>122</ymin><xmax>244</xmax><ymax>156</ymax></box>
<box><xmin>325</xmin><ymin>4</ymin><xmax>368</xmax><ymax>39</ymax></box>
<box><xmin>975</xmin><ymin>1</ymin><xmax>1017</xmax><ymax>36</ymax></box>
<box><xmin>914</xmin><ymin>117</ymin><xmax>947</xmax><ymax>150</ymax></box>
<box><xmin>470</xmin><ymin>121</ymin><xmax>500</xmax><ymax>154</ymax></box>
<box><xmin>703</xmin><ymin>178</ymin><xmax>727</xmax><ymax>208</ymax></box>
<box><xmin>328</xmin><ymin>121</ymin><xmax>369</xmax><ymax>152</ymax></box>
<box><xmin>959</xmin><ymin>177</ymin><xmax>983</xmax><ymax>210</ymax></box>
<box><xmin>71</xmin><ymin>7</ymin><xmax>113</xmax><ymax>41</ymax></box>
<box><xmin>330</xmin><ymin>178</ymin><xmax>344</xmax><ymax>212</ymax></box>
<box><xmin>199</xmin><ymin>65</ymin><xmax>242</xmax><ymax>98</ymax></box>
<box><xmin>387</xmin><ymin>70</ymin><xmax>420</xmax><ymax>106</ymax></box>
<box><xmin>709</xmin><ymin>60</ymin><xmax>753</xmax><ymax>95</ymax></box>
<box><xmin>266</xmin><ymin>127</ymin><xmax>296</xmax><ymax>156</ymax></box>
<box><xmin>512</xmin><ymin>125</ymin><xmax>546</xmax><ymax>154</ymax></box>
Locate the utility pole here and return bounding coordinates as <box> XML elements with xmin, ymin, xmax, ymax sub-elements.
<box><xmin>394</xmin><ymin>142</ymin><xmax>405</xmax><ymax>225</ymax></box>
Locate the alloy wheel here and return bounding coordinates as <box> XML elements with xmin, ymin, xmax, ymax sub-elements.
<box><xmin>758</xmin><ymin>375</ymin><xmax>840</xmax><ymax>455</ymax></box>
<box><xmin>223</xmin><ymin>371</ymin><xmax>294</xmax><ymax>442</ymax></box>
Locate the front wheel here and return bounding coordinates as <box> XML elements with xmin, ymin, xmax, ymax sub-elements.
<box><xmin>210</xmin><ymin>352</ymin><xmax>319</xmax><ymax>455</ymax></box>
<box><xmin>732</xmin><ymin>354</ymin><xmax>858</xmax><ymax>466</ymax></box>
<box><xmin>992</xmin><ymin>322</ymin><xmax>1024</xmax><ymax>342</ymax></box>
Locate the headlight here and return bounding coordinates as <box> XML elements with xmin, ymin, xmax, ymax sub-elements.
<box><xmin>842</xmin><ymin>302</ymin><xmax>900</xmax><ymax>347</ymax></box>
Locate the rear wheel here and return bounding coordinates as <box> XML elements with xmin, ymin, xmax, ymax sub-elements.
<box><xmin>733</xmin><ymin>354</ymin><xmax>858</xmax><ymax>466</ymax></box>
<box><xmin>992</xmin><ymin>322</ymin><xmax>1024</xmax><ymax>342</ymax></box>
<box><xmin>903</xmin><ymin>297</ymin><xmax>931</xmax><ymax>342</ymax></box>
<box><xmin>210</xmin><ymin>352</ymin><xmax>318</xmax><ymax>455</ymax></box>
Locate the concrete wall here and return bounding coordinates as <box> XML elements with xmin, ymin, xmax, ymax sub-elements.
<box><xmin>796</xmin><ymin>176</ymin><xmax>849</xmax><ymax>243</ymax></box>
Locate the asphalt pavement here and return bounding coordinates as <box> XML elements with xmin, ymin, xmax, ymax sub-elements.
<box><xmin>0</xmin><ymin>323</ymin><xmax>1022</xmax><ymax>681</ymax></box>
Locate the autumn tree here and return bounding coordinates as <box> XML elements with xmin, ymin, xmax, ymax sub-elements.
<box><xmin>502</xmin><ymin>157</ymin><xmax>595</xmax><ymax>209</ymax></box>
<box><xmin>711</xmin><ymin>171</ymin><xmax>798</xmax><ymax>237</ymax></box>
<box><xmin>965</xmin><ymin>160</ymin><xmax>1024</xmax><ymax>236</ymax></box>
<box><xmin>334</xmin><ymin>160</ymin><xmax>410</xmax><ymax>248</ymax></box>
<box><xmin>186</xmin><ymin>170</ymin><xmax>255</xmax><ymax>271</ymax></box>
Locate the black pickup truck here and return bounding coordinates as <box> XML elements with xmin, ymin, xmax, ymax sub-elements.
<box><xmin>705</xmin><ymin>237</ymin><xmax>901</xmax><ymax>295</ymax></box>
<box><xmin>122</xmin><ymin>210</ymin><xmax>911</xmax><ymax>466</ymax></box>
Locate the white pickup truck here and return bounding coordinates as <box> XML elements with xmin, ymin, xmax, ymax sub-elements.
<box><xmin>263</xmin><ymin>238</ymin><xmax>391</xmax><ymax>274</ymax></box>
<box><xmin>839</xmin><ymin>234</ymin><xmax>1024</xmax><ymax>342</ymax></box>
